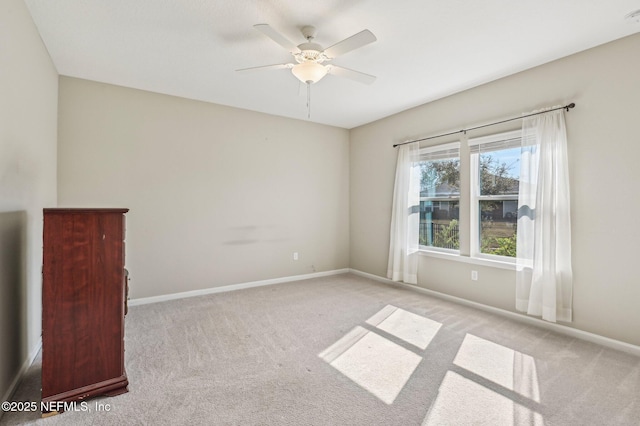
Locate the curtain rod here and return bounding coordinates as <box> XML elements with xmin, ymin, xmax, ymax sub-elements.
<box><xmin>392</xmin><ymin>102</ymin><xmax>575</xmax><ymax>148</ymax></box>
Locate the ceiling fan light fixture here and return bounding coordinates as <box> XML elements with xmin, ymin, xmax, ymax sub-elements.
<box><xmin>291</xmin><ymin>62</ymin><xmax>328</xmax><ymax>84</ymax></box>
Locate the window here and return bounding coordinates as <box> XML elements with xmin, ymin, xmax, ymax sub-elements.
<box><xmin>416</xmin><ymin>143</ymin><xmax>460</xmax><ymax>252</ymax></box>
<box><xmin>417</xmin><ymin>131</ymin><xmax>522</xmax><ymax>263</ymax></box>
<box><xmin>470</xmin><ymin>131</ymin><xmax>521</xmax><ymax>259</ymax></box>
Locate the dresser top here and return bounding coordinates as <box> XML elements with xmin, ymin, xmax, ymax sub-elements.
<box><xmin>44</xmin><ymin>208</ymin><xmax>129</xmax><ymax>214</ymax></box>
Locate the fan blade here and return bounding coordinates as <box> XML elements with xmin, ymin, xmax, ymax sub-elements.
<box><xmin>323</xmin><ymin>29</ymin><xmax>376</xmax><ymax>58</ymax></box>
<box><xmin>236</xmin><ymin>63</ymin><xmax>293</xmax><ymax>72</ymax></box>
<box><xmin>327</xmin><ymin>65</ymin><xmax>376</xmax><ymax>85</ymax></box>
<box><xmin>254</xmin><ymin>24</ymin><xmax>301</xmax><ymax>53</ymax></box>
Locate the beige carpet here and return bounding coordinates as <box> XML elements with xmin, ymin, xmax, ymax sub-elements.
<box><xmin>3</xmin><ymin>273</ymin><xmax>640</xmax><ymax>425</ymax></box>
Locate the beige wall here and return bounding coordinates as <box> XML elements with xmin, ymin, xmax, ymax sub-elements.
<box><xmin>350</xmin><ymin>33</ymin><xmax>640</xmax><ymax>346</ymax></box>
<box><xmin>0</xmin><ymin>0</ymin><xmax>58</xmax><ymax>402</ymax></box>
<box><xmin>58</xmin><ymin>77</ymin><xmax>350</xmax><ymax>299</ymax></box>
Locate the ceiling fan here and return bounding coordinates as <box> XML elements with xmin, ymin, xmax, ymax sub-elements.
<box><xmin>237</xmin><ymin>24</ymin><xmax>377</xmax><ymax>86</ymax></box>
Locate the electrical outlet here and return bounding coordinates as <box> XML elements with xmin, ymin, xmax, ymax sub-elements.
<box><xmin>471</xmin><ymin>270</ymin><xmax>478</xmax><ymax>281</ymax></box>
<box><xmin>293</xmin><ymin>252</ymin><xmax>299</xmax><ymax>261</ymax></box>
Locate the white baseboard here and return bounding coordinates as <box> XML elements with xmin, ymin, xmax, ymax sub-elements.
<box><xmin>0</xmin><ymin>339</ymin><xmax>42</xmax><ymax>420</ymax></box>
<box><xmin>349</xmin><ymin>269</ymin><xmax>640</xmax><ymax>357</ymax></box>
<box><xmin>129</xmin><ymin>268</ymin><xmax>351</xmax><ymax>307</ymax></box>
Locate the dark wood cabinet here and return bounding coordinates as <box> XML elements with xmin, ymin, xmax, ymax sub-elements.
<box><xmin>42</xmin><ymin>208</ymin><xmax>129</xmax><ymax>409</ymax></box>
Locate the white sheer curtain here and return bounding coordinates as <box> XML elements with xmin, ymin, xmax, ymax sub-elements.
<box><xmin>516</xmin><ymin>107</ymin><xmax>573</xmax><ymax>322</ymax></box>
<box><xmin>387</xmin><ymin>142</ymin><xmax>420</xmax><ymax>284</ymax></box>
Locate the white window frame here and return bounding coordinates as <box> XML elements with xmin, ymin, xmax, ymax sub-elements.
<box><xmin>469</xmin><ymin>130</ymin><xmax>521</xmax><ymax>263</ymax></box>
<box><xmin>417</xmin><ymin>142</ymin><xmax>461</xmax><ymax>254</ymax></box>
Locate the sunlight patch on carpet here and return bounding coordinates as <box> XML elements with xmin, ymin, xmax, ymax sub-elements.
<box><xmin>320</xmin><ymin>326</ymin><xmax>422</xmax><ymax>404</ymax></box>
<box><xmin>366</xmin><ymin>305</ymin><xmax>442</xmax><ymax>350</ymax></box>
<box><xmin>423</xmin><ymin>371</ymin><xmax>544</xmax><ymax>426</ymax></box>
<box><xmin>453</xmin><ymin>334</ymin><xmax>540</xmax><ymax>402</ymax></box>
<box><xmin>319</xmin><ymin>305</ymin><xmax>443</xmax><ymax>404</ymax></box>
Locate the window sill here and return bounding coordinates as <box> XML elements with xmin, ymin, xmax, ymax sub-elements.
<box><xmin>417</xmin><ymin>249</ymin><xmax>516</xmax><ymax>271</ymax></box>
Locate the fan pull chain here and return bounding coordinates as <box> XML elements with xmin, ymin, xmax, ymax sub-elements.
<box><xmin>306</xmin><ymin>82</ymin><xmax>311</xmax><ymax>119</ymax></box>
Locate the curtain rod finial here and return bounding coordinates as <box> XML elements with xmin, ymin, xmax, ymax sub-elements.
<box><xmin>566</xmin><ymin>102</ymin><xmax>575</xmax><ymax>111</ymax></box>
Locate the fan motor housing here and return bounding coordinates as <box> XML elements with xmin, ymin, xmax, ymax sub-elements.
<box><xmin>295</xmin><ymin>43</ymin><xmax>327</xmax><ymax>63</ymax></box>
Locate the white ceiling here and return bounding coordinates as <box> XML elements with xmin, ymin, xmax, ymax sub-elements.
<box><xmin>25</xmin><ymin>0</ymin><xmax>640</xmax><ymax>129</ymax></box>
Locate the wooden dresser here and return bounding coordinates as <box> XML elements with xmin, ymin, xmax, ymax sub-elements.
<box><xmin>42</xmin><ymin>208</ymin><xmax>129</xmax><ymax>409</ymax></box>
